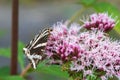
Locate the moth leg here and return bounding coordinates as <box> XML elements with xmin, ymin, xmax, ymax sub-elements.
<box><xmin>31</xmin><ymin>58</ymin><xmax>36</xmax><ymax>69</ymax></box>
<box><xmin>33</xmin><ymin>54</ymin><xmax>42</xmax><ymax>60</ymax></box>
<box><xmin>26</xmin><ymin>53</ymin><xmax>37</xmax><ymax>69</ymax></box>
<box><xmin>23</xmin><ymin>48</ymin><xmax>38</xmax><ymax>69</ymax></box>
<box><xmin>30</xmin><ymin>54</ymin><xmax>42</xmax><ymax>69</ymax></box>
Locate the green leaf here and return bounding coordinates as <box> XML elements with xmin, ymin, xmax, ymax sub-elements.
<box><xmin>114</xmin><ymin>22</ymin><xmax>120</xmax><ymax>36</ymax></box>
<box><xmin>0</xmin><ymin>66</ymin><xmax>10</xmax><ymax>76</ymax></box>
<box><xmin>93</xmin><ymin>69</ymin><xmax>106</xmax><ymax>76</ymax></box>
<box><xmin>93</xmin><ymin>2</ymin><xmax>120</xmax><ymax>35</ymax></box>
<box><xmin>0</xmin><ymin>76</ymin><xmax>25</xmax><ymax>80</ymax></box>
<box><xmin>0</xmin><ymin>66</ymin><xmax>25</xmax><ymax>80</ymax></box>
<box><xmin>0</xmin><ymin>48</ymin><xmax>11</xmax><ymax>58</ymax></box>
<box><xmin>87</xmin><ymin>74</ymin><xmax>97</xmax><ymax>80</ymax></box>
<box><xmin>108</xmin><ymin>29</ymin><xmax>120</xmax><ymax>39</ymax></box>
<box><xmin>93</xmin><ymin>2</ymin><xmax>118</xmax><ymax>14</ymax></box>
<box><xmin>0</xmin><ymin>41</ymin><xmax>25</xmax><ymax>70</ymax></box>
<box><xmin>78</xmin><ymin>0</ymin><xmax>96</xmax><ymax>6</ymax></box>
<box><xmin>35</xmin><ymin>62</ymin><xmax>69</xmax><ymax>79</ymax></box>
<box><xmin>108</xmin><ymin>75</ymin><xmax>119</xmax><ymax>80</ymax></box>
<box><xmin>18</xmin><ymin>41</ymin><xmax>25</xmax><ymax>70</ymax></box>
<box><xmin>0</xmin><ymin>66</ymin><xmax>24</xmax><ymax>79</ymax></box>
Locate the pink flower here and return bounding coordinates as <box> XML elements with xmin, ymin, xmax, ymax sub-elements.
<box><xmin>45</xmin><ymin>22</ymin><xmax>84</xmax><ymax>61</ymax></box>
<box><xmin>45</xmin><ymin>15</ymin><xmax>120</xmax><ymax>79</ymax></box>
<box><xmin>70</xmin><ymin>29</ymin><xmax>120</xmax><ymax>79</ymax></box>
<box><xmin>82</xmin><ymin>13</ymin><xmax>116</xmax><ymax>32</ymax></box>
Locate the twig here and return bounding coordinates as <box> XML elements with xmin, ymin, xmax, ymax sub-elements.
<box><xmin>20</xmin><ymin>60</ymin><xmax>39</xmax><ymax>77</ymax></box>
<box><xmin>20</xmin><ymin>63</ymin><xmax>32</xmax><ymax>77</ymax></box>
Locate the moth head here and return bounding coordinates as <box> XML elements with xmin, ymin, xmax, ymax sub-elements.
<box><xmin>23</xmin><ymin>48</ymin><xmax>30</xmax><ymax>55</ymax></box>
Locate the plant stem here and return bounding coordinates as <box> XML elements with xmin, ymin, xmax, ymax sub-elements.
<box><xmin>20</xmin><ymin>60</ymin><xmax>39</xmax><ymax>77</ymax></box>
<box><xmin>67</xmin><ymin>7</ymin><xmax>86</xmax><ymax>26</ymax></box>
<box><xmin>20</xmin><ymin>63</ymin><xmax>31</xmax><ymax>77</ymax></box>
<box><xmin>11</xmin><ymin>0</ymin><xmax>19</xmax><ymax>75</ymax></box>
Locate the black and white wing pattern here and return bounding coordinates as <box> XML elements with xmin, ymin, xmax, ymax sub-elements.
<box><xmin>23</xmin><ymin>28</ymin><xmax>52</xmax><ymax>69</ymax></box>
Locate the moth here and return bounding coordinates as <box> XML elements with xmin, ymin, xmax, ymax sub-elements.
<box><xmin>23</xmin><ymin>28</ymin><xmax>52</xmax><ymax>69</ymax></box>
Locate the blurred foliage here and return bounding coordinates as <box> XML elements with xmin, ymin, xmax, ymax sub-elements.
<box><xmin>0</xmin><ymin>0</ymin><xmax>120</xmax><ymax>80</ymax></box>
<box><xmin>0</xmin><ymin>42</ymin><xmax>25</xmax><ymax>80</ymax></box>
<box><xmin>0</xmin><ymin>66</ymin><xmax>25</xmax><ymax>80</ymax></box>
<box><xmin>0</xmin><ymin>48</ymin><xmax>11</xmax><ymax>57</ymax></box>
<box><xmin>0</xmin><ymin>66</ymin><xmax>10</xmax><ymax>77</ymax></box>
<box><xmin>0</xmin><ymin>42</ymin><xmax>25</xmax><ymax>70</ymax></box>
<box><xmin>19</xmin><ymin>0</ymin><xmax>37</xmax><ymax>5</ymax></box>
<box><xmin>18</xmin><ymin>42</ymin><xmax>25</xmax><ymax>70</ymax></box>
<box><xmin>78</xmin><ymin>0</ymin><xmax>96</xmax><ymax>6</ymax></box>
<box><xmin>0</xmin><ymin>76</ymin><xmax>25</xmax><ymax>80</ymax></box>
<box><xmin>36</xmin><ymin>63</ymin><xmax>69</xmax><ymax>79</ymax></box>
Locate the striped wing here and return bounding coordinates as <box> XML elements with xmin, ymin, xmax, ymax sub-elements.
<box><xmin>26</xmin><ymin>29</ymin><xmax>51</xmax><ymax>54</ymax></box>
<box><xmin>23</xmin><ymin>28</ymin><xmax>52</xmax><ymax>69</ymax></box>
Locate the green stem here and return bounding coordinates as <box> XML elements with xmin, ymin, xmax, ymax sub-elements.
<box><xmin>67</xmin><ymin>7</ymin><xmax>86</xmax><ymax>26</ymax></box>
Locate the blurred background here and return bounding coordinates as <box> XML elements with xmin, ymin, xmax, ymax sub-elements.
<box><xmin>0</xmin><ymin>0</ymin><xmax>120</xmax><ymax>80</ymax></box>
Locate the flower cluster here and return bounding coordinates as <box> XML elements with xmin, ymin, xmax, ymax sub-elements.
<box><xmin>45</xmin><ymin>13</ymin><xmax>120</xmax><ymax>80</ymax></box>
<box><xmin>82</xmin><ymin>13</ymin><xmax>116</xmax><ymax>32</ymax></box>
<box><xmin>70</xmin><ymin>30</ymin><xmax>120</xmax><ymax>79</ymax></box>
<box><xmin>45</xmin><ymin>22</ymin><xmax>82</xmax><ymax>61</ymax></box>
